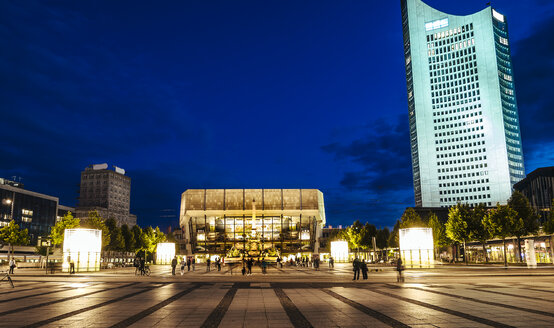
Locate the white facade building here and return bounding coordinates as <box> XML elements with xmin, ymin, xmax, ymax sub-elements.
<box><xmin>401</xmin><ymin>0</ymin><xmax>525</xmax><ymax>207</ymax></box>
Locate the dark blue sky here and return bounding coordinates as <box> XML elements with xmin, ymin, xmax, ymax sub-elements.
<box><xmin>1</xmin><ymin>0</ymin><xmax>553</xmax><ymax>230</ymax></box>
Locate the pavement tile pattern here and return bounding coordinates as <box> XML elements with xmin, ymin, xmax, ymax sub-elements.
<box><xmin>1</xmin><ymin>265</ymin><xmax>553</xmax><ymax>328</ymax></box>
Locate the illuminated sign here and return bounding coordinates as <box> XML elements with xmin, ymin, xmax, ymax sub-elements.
<box><xmin>156</xmin><ymin>242</ymin><xmax>176</xmax><ymax>265</ymax></box>
<box><xmin>425</xmin><ymin>18</ymin><xmax>449</xmax><ymax>31</ymax></box>
<box><xmin>330</xmin><ymin>241</ymin><xmax>349</xmax><ymax>262</ymax></box>
<box><xmin>399</xmin><ymin>228</ymin><xmax>434</xmax><ymax>268</ymax></box>
<box><xmin>63</xmin><ymin>229</ymin><xmax>102</xmax><ymax>272</ymax></box>
<box><xmin>492</xmin><ymin>9</ymin><xmax>504</xmax><ymax>22</ymax></box>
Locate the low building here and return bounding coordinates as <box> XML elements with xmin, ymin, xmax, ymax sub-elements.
<box><xmin>0</xmin><ymin>178</ymin><xmax>72</xmax><ymax>244</ymax></box>
<box><xmin>179</xmin><ymin>189</ymin><xmax>326</xmax><ymax>257</ymax></box>
<box><xmin>514</xmin><ymin>166</ymin><xmax>554</xmax><ymax>223</ymax></box>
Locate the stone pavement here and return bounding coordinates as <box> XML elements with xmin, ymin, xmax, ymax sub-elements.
<box><xmin>1</xmin><ymin>264</ymin><xmax>553</xmax><ymax>327</ymax></box>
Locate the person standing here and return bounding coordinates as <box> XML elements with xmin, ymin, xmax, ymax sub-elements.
<box><xmin>68</xmin><ymin>255</ymin><xmax>75</xmax><ymax>274</ymax></box>
<box><xmin>247</xmin><ymin>258</ymin><xmax>253</xmax><ymax>275</ymax></box>
<box><xmin>140</xmin><ymin>257</ymin><xmax>146</xmax><ymax>275</ymax></box>
<box><xmin>361</xmin><ymin>260</ymin><xmax>368</xmax><ymax>280</ymax></box>
<box><xmin>206</xmin><ymin>258</ymin><xmax>211</xmax><ymax>272</ymax></box>
<box><xmin>192</xmin><ymin>257</ymin><xmax>196</xmax><ymax>271</ymax></box>
<box><xmin>187</xmin><ymin>257</ymin><xmax>191</xmax><ymax>272</ymax></box>
<box><xmin>329</xmin><ymin>257</ymin><xmax>334</xmax><ymax>269</ymax></box>
<box><xmin>8</xmin><ymin>258</ymin><xmax>16</xmax><ymax>274</ymax></box>
<box><xmin>261</xmin><ymin>258</ymin><xmax>267</xmax><ymax>274</ymax></box>
<box><xmin>171</xmin><ymin>256</ymin><xmax>177</xmax><ymax>275</ymax></box>
<box><xmin>180</xmin><ymin>258</ymin><xmax>186</xmax><ymax>275</ymax></box>
<box><xmin>352</xmin><ymin>257</ymin><xmax>360</xmax><ymax>280</ymax></box>
<box><xmin>396</xmin><ymin>257</ymin><xmax>404</xmax><ymax>282</ymax></box>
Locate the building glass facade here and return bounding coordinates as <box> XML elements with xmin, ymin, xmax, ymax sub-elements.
<box><xmin>401</xmin><ymin>0</ymin><xmax>524</xmax><ymax>208</ymax></box>
<box><xmin>1</xmin><ymin>180</ymin><xmax>71</xmax><ymax>244</ymax></box>
<box><xmin>180</xmin><ymin>189</ymin><xmax>326</xmax><ymax>257</ymax></box>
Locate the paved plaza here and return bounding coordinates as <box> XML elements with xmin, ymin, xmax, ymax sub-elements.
<box><xmin>1</xmin><ymin>264</ymin><xmax>554</xmax><ymax>328</ymax></box>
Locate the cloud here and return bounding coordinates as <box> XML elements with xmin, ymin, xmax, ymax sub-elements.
<box><xmin>322</xmin><ymin>114</ymin><xmax>412</xmax><ymax>192</ymax></box>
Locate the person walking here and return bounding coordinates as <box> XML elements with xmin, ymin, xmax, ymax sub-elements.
<box><xmin>361</xmin><ymin>260</ymin><xmax>368</xmax><ymax>280</ymax></box>
<box><xmin>329</xmin><ymin>257</ymin><xmax>334</xmax><ymax>269</ymax></box>
<box><xmin>396</xmin><ymin>257</ymin><xmax>404</xmax><ymax>282</ymax></box>
<box><xmin>8</xmin><ymin>258</ymin><xmax>16</xmax><ymax>275</ymax></box>
<box><xmin>206</xmin><ymin>258</ymin><xmax>211</xmax><ymax>272</ymax></box>
<box><xmin>187</xmin><ymin>257</ymin><xmax>191</xmax><ymax>272</ymax></box>
<box><xmin>352</xmin><ymin>257</ymin><xmax>360</xmax><ymax>280</ymax></box>
<box><xmin>216</xmin><ymin>257</ymin><xmax>221</xmax><ymax>271</ymax></box>
<box><xmin>192</xmin><ymin>257</ymin><xmax>196</xmax><ymax>271</ymax></box>
<box><xmin>261</xmin><ymin>258</ymin><xmax>267</xmax><ymax>274</ymax></box>
<box><xmin>171</xmin><ymin>256</ymin><xmax>178</xmax><ymax>275</ymax></box>
<box><xmin>180</xmin><ymin>258</ymin><xmax>186</xmax><ymax>275</ymax></box>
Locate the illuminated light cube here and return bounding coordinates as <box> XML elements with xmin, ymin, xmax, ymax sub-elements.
<box><xmin>330</xmin><ymin>241</ymin><xmax>349</xmax><ymax>263</ymax></box>
<box><xmin>63</xmin><ymin>229</ymin><xmax>102</xmax><ymax>272</ymax></box>
<box><xmin>399</xmin><ymin>228</ymin><xmax>434</xmax><ymax>268</ymax></box>
<box><xmin>156</xmin><ymin>242</ymin><xmax>176</xmax><ymax>264</ymax></box>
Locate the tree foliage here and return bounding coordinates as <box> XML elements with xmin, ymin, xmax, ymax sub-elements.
<box><xmin>483</xmin><ymin>204</ymin><xmax>523</xmax><ymax>241</ymax></box>
<box><xmin>105</xmin><ymin>218</ymin><xmax>125</xmax><ymax>251</ymax></box>
<box><xmin>508</xmin><ymin>191</ymin><xmax>539</xmax><ymax>237</ymax></box>
<box><xmin>376</xmin><ymin>227</ymin><xmax>390</xmax><ymax>250</ymax></box>
<box><xmin>120</xmin><ymin>224</ymin><xmax>136</xmax><ymax>252</ymax></box>
<box><xmin>445</xmin><ymin>204</ymin><xmax>472</xmax><ymax>244</ymax></box>
<box><xmin>80</xmin><ymin>210</ymin><xmax>110</xmax><ymax>248</ymax></box>
<box><xmin>50</xmin><ymin>211</ymin><xmax>80</xmax><ymax>246</ymax></box>
<box><xmin>399</xmin><ymin>208</ymin><xmax>424</xmax><ymax>229</ymax></box>
<box><xmin>0</xmin><ymin>220</ymin><xmax>30</xmax><ymax>247</ymax></box>
<box><xmin>428</xmin><ymin>213</ymin><xmax>450</xmax><ymax>249</ymax></box>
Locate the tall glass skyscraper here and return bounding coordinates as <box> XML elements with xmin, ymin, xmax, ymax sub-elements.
<box><xmin>401</xmin><ymin>0</ymin><xmax>524</xmax><ymax>208</ymax></box>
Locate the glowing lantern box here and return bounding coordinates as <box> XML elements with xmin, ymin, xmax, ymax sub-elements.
<box><xmin>156</xmin><ymin>242</ymin><xmax>176</xmax><ymax>264</ymax></box>
<box><xmin>399</xmin><ymin>228</ymin><xmax>434</xmax><ymax>268</ymax></box>
<box><xmin>63</xmin><ymin>229</ymin><xmax>102</xmax><ymax>272</ymax></box>
<box><xmin>331</xmin><ymin>241</ymin><xmax>349</xmax><ymax>263</ymax></box>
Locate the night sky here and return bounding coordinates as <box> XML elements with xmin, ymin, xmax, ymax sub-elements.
<box><xmin>1</xmin><ymin>0</ymin><xmax>553</xmax><ymax>230</ymax></box>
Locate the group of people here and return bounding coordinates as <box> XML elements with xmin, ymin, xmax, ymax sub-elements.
<box><xmin>133</xmin><ymin>257</ymin><xmax>148</xmax><ymax>275</ymax></box>
<box><xmin>352</xmin><ymin>257</ymin><xmax>369</xmax><ymax>280</ymax></box>
<box><xmin>352</xmin><ymin>257</ymin><xmax>405</xmax><ymax>282</ymax></box>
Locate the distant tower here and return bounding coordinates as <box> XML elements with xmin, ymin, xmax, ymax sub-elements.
<box><xmin>401</xmin><ymin>0</ymin><xmax>524</xmax><ymax>207</ymax></box>
<box><xmin>76</xmin><ymin>164</ymin><xmax>137</xmax><ymax>226</ymax></box>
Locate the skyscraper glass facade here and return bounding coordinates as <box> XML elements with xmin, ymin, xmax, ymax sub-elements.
<box><xmin>401</xmin><ymin>0</ymin><xmax>524</xmax><ymax>207</ymax></box>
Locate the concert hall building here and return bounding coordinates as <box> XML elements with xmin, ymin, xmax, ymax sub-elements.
<box><xmin>179</xmin><ymin>189</ymin><xmax>326</xmax><ymax>257</ymax></box>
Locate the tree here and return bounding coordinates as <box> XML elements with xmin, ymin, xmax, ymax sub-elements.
<box><xmin>399</xmin><ymin>208</ymin><xmax>424</xmax><ymax>229</ymax></box>
<box><xmin>375</xmin><ymin>228</ymin><xmax>389</xmax><ymax>249</ymax></box>
<box><xmin>142</xmin><ymin>226</ymin><xmax>156</xmax><ymax>258</ymax></box>
<box><xmin>445</xmin><ymin>204</ymin><xmax>472</xmax><ymax>264</ymax></box>
<box><xmin>50</xmin><ymin>211</ymin><xmax>80</xmax><ymax>246</ymax></box>
<box><xmin>105</xmin><ymin>218</ymin><xmax>125</xmax><ymax>251</ymax></box>
<box><xmin>0</xmin><ymin>221</ymin><xmax>30</xmax><ymax>261</ymax></box>
<box><xmin>360</xmin><ymin>223</ymin><xmax>377</xmax><ymax>250</ymax></box>
<box><xmin>508</xmin><ymin>191</ymin><xmax>540</xmax><ymax>262</ymax></box>
<box><xmin>428</xmin><ymin>213</ymin><xmax>450</xmax><ymax>259</ymax></box>
<box><xmin>388</xmin><ymin>220</ymin><xmax>401</xmax><ymax>248</ymax></box>
<box><xmin>346</xmin><ymin>220</ymin><xmax>363</xmax><ymax>255</ymax></box>
<box><xmin>120</xmin><ymin>224</ymin><xmax>136</xmax><ymax>252</ymax></box>
<box><xmin>483</xmin><ymin>204</ymin><xmax>523</xmax><ymax>267</ymax></box>
<box><xmin>131</xmin><ymin>225</ymin><xmax>146</xmax><ymax>254</ymax></box>
<box><xmin>468</xmin><ymin>204</ymin><xmax>491</xmax><ymax>263</ymax></box>
<box><xmin>80</xmin><ymin>211</ymin><xmax>110</xmax><ymax>249</ymax></box>
<box><xmin>376</xmin><ymin>228</ymin><xmax>390</xmax><ymax>260</ymax></box>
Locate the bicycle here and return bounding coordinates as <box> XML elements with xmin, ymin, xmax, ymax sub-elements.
<box><xmin>1</xmin><ymin>271</ymin><xmax>14</xmax><ymax>288</ymax></box>
<box><xmin>136</xmin><ymin>265</ymin><xmax>151</xmax><ymax>276</ymax></box>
